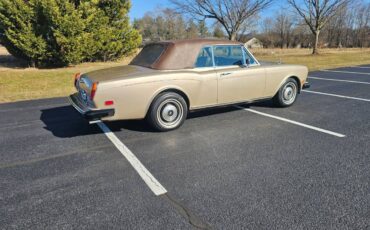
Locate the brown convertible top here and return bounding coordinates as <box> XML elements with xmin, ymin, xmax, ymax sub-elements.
<box><xmin>130</xmin><ymin>39</ymin><xmax>242</xmax><ymax>70</ymax></box>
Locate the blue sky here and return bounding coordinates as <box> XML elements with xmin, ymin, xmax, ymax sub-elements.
<box><xmin>129</xmin><ymin>0</ymin><xmax>281</xmax><ymax>20</ymax></box>
<box><xmin>130</xmin><ymin>0</ymin><xmax>170</xmax><ymax>20</ymax></box>
<box><xmin>129</xmin><ymin>0</ymin><xmax>370</xmax><ymax>21</ymax></box>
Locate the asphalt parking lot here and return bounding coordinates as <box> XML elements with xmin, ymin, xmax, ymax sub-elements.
<box><xmin>1</xmin><ymin>65</ymin><xmax>370</xmax><ymax>229</ymax></box>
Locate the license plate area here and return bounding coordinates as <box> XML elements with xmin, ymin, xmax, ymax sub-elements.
<box><xmin>79</xmin><ymin>88</ymin><xmax>88</xmax><ymax>103</ymax></box>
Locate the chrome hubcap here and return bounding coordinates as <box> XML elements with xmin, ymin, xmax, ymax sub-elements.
<box><xmin>157</xmin><ymin>99</ymin><xmax>183</xmax><ymax>128</ymax></box>
<box><xmin>282</xmin><ymin>82</ymin><xmax>297</xmax><ymax>104</ymax></box>
<box><xmin>161</xmin><ymin>104</ymin><xmax>178</xmax><ymax>122</ymax></box>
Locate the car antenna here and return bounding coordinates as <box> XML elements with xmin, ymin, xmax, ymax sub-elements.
<box><xmin>271</xmin><ymin>50</ymin><xmax>282</xmax><ymax>64</ymax></box>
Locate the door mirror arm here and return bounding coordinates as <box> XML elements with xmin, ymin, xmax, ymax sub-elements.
<box><xmin>240</xmin><ymin>63</ymin><xmax>249</xmax><ymax>68</ymax></box>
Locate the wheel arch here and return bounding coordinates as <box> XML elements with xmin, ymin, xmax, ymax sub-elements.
<box><xmin>145</xmin><ymin>87</ymin><xmax>190</xmax><ymax>116</ymax></box>
<box><xmin>289</xmin><ymin>76</ymin><xmax>302</xmax><ymax>93</ymax></box>
<box><xmin>274</xmin><ymin>75</ymin><xmax>302</xmax><ymax>96</ymax></box>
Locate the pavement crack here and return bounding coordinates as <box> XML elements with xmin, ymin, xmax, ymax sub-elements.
<box><xmin>162</xmin><ymin>193</ymin><xmax>212</xmax><ymax>230</ymax></box>
<box><xmin>0</xmin><ymin>144</ymin><xmax>112</xmax><ymax>169</ymax></box>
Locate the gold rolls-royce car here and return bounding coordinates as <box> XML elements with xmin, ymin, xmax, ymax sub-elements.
<box><xmin>69</xmin><ymin>39</ymin><xmax>310</xmax><ymax>131</ymax></box>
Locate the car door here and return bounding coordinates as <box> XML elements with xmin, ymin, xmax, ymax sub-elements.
<box><xmin>214</xmin><ymin>45</ymin><xmax>266</xmax><ymax>105</ymax></box>
<box><xmin>191</xmin><ymin>46</ymin><xmax>218</xmax><ymax>108</ymax></box>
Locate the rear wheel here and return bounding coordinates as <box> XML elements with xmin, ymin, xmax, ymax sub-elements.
<box><xmin>147</xmin><ymin>92</ymin><xmax>188</xmax><ymax>131</ymax></box>
<box><xmin>273</xmin><ymin>78</ymin><xmax>298</xmax><ymax>107</ymax></box>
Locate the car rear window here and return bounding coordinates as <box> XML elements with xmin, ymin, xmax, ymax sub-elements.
<box><xmin>130</xmin><ymin>43</ymin><xmax>167</xmax><ymax>68</ymax></box>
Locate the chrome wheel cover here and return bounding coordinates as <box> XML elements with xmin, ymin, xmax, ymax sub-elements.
<box><xmin>156</xmin><ymin>99</ymin><xmax>184</xmax><ymax>129</ymax></box>
<box><xmin>282</xmin><ymin>82</ymin><xmax>297</xmax><ymax>105</ymax></box>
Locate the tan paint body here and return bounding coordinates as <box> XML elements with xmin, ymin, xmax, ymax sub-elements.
<box><xmin>73</xmin><ymin>40</ymin><xmax>308</xmax><ymax>121</ymax></box>
<box><xmin>81</xmin><ymin>64</ymin><xmax>307</xmax><ymax>121</ymax></box>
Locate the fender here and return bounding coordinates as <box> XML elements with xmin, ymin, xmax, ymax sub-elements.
<box><xmin>144</xmin><ymin>85</ymin><xmax>191</xmax><ymax>116</ymax></box>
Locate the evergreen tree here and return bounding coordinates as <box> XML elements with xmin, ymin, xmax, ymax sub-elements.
<box><xmin>186</xmin><ymin>20</ymin><xmax>199</xmax><ymax>39</ymax></box>
<box><xmin>198</xmin><ymin>20</ymin><xmax>210</xmax><ymax>38</ymax></box>
<box><xmin>213</xmin><ymin>24</ymin><xmax>225</xmax><ymax>38</ymax></box>
<box><xmin>134</xmin><ymin>8</ymin><xmax>190</xmax><ymax>41</ymax></box>
<box><xmin>0</xmin><ymin>0</ymin><xmax>141</xmax><ymax>67</ymax></box>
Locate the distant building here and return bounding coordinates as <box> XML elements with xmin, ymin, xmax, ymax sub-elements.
<box><xmin>245</xmin><ymin>38</ymin><xmax>263</xmax><ymax>49</ymax></box>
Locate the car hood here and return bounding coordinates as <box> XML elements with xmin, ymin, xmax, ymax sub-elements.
<box><xmin>260</xmin><ymin>61</ymin><xmax>303</xmax><ymax>67</ymax></box>
<box><xmin>83</xmin><ymin>65</ymin><xmax>156</xmax><ymax>82</ymax></box>
<box><xmin>259</xmin><ymin>61</ymin><xmax>280</xmax><ymax>66</ymax></box>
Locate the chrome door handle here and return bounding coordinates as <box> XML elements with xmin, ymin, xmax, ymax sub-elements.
<box><xmin>220</xmin><ymin>72</ymin><xmax>232</xmax><ymax>76</ymax></box>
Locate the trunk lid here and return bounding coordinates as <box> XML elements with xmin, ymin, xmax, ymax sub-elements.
<box><xmin>75</xmin><ymin>65</ymin><xmax>155</xmax><ymax>106</ymax></box>
<box><xmin>82</xmin><ymin>65</ymin><xmax>154</xmax><ymax>83</ymax></box>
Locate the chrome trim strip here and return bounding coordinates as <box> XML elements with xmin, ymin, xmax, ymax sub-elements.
<box><xmin>68</xmin><ymin>95</ymin><xmax>87</xmax><ymax>114</ymax></box>
<box><xmin>190</xmin><ymin>96</ymin><xmax>272</xmax><ymax>110</ymax></box>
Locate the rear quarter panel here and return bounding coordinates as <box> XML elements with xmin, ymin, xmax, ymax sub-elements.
<box><xmin>94</xmin><ymin>69</ymin><xmax>217</xmax><ymax>120</ymax></box>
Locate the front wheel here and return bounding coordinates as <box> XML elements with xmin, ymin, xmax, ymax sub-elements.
<box><xmin>147</xmin><ymin>92</ymin><xmax>188</xmax><ymax>131</ymax></box>
<box><xmin>273</xmin><ymin>78</ymin><xmax>298</xmax><ymax>107</ymax></box>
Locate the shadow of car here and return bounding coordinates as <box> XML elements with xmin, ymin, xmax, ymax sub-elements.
<box><xmin>40</xmin><ymin>103</ymin><xmax>250</xmax><ymax>138</ymax></box>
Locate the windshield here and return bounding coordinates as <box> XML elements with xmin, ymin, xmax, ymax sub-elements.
<box><xmin>130</xmin><ymin>43</ymin><xmax>167</xmax><ymax>68</ymax></box>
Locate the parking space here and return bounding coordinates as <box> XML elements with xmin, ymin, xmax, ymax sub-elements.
<box><xmin>1</xmin><ymin>65</ymin><xmax>370</xmax><ymax>229</ymax></box>
<box><xmin>305</xmin><ymin>80</ymin><xmax>370</xmax><ymax>99</ymax></box>
<box><xmin>247</xmin><ymin>94</ymin><xmax>369</xmax><ymax>137</ymax></box>
<box><xmin>106</xmin><ymin>105</ymin><xmax>369</xmax><ymax>228</ymax></box>
<box><xmin>0</xmin><ymin>101</ymin><xmax>191</xmax><ymax>229</ymax></box>
<box><xmin>309</xmin><ymin>70</ymin><xmax>370</xmax><ymax>83</ymax></box>
<box><xmin>319</xmin><ymin>65</ymin><xmax>370</xmax><ymax>74</ymax></box>
<box><xmin>305</xmin><ymin>68</ymin><xmax>370</xmax><ymax>100</ymax></box>
<box><xmin>323</xmin><ymin>66</ymin><xmax>370</xmax><ymax>74</ymax></box>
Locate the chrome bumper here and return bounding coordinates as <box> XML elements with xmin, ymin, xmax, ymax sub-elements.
<box><xmin>302</xmin><ymin>82</ymin><xmax>311</xmax><ymax>89</ymax></box>
<box><xmin>68</xmin><ymin>93</ymin><xmax>114</xmax><ymax>121</ymax></box>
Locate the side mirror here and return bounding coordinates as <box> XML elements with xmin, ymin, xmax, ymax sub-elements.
<box><xmin>241</xmin><ymin>59</ymin><xmax>250</xmax><ymax>68</ymax></box>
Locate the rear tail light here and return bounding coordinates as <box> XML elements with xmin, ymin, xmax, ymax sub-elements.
<box><xmin>74</xmin><ymin>73</ymin><xmax>81</xmax><ymax>86</ymax></box>
<box><xmin>105</xmin><ymin>100</ymin><xmax>114</xmax><ymax>106</ymax></box>
<box><xmin>90</xmin><ymin>82</ymin><xmax>98</xmax><ymax>100</ymax></box>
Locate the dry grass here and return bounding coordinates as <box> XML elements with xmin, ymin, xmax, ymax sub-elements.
<box><xmin>0</xmin><ymin>47</ymin><xmax>136</xmax><ymax>103</ymax></box>
<box><xmin>251</xmin><ymin>48</ymin><xmax>370</xmax><ymax>70</ymax></box>
<box><xmin>1</xmin><ymin>46</ymin><xmax>370</xmax><ymax>103</ymax></box>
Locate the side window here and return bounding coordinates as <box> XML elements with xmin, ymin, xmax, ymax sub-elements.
<box><xmin>213</xmin><ymin>45</ymin><xmax>243</xmax><ymax>66</ymax></box>
<box><xmin>243</xmin><ymin>47</ymin><xmax>257</xmax><ymax>65</ymax></box>
<box><xmin>195</xmin><ymin>47</ymin><xmax>213</xmax><ymax>68</ymax></box>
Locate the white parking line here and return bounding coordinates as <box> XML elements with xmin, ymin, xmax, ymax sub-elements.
<box><xmin>97</xmin><ymin>122</ymin><xmax>167</xmax><ymax>196</ymax></box>
<box><xmin>309</xmin><ymin>76</ymin><xmax>370</xmax><ymax>85</ymax></box>
<box><xmin>320</xmin><ymin>69</ymin><xmax>370</xmax><ymax>75</ymax></box>
<box><xmin>235</xmin><ymin>106</ymin><xmax>346</xmax><ymax>138</ymax></box>
<box><xmin>351</xmin><ymin>66</ymin><xmax>370</xmax><ymax>69</ymax></box>
<box><xmin>302</xmin><ymin>90</ymin><xmax>370</xmax><ymax>102</ymax></box>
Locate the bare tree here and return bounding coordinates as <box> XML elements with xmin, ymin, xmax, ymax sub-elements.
<box><xmin>213</xmin><ymin>23</ymin><xmax>226</xmax><ymax>38</ymax></box>
<box><xmin>134</xmin><ymin>8</ymin><xmax>191</xmax><ymax>41</ymax></box>
<box><xmin>324</xmin><ymin>5</ymin><xmax>347</xmax><ymax>47</ymax></box>
<box><xmin>274</xmin><ymin>12</ymin><xmax>294</xmax><ymax>48</ymax></box>
<box><xmin>170</xmin><ymin>0</ymin><xmax>273</xmax><ymax>41</ymax></box>
<box><xmin>260</xmin><ymin>18</ymin><xmax>276</xmax><ymax>47</ymax></box>
<box><xmin>186</xmin><ymin>20</ymin><xmax>199</xmax><ymax>39</ymax></box>
<box><xmin>354</xmin><ymin>2</ymin><xmax>370</xmax><ymax>47</ymax></box>
<box><xmin>287</xmin><ymin>0</ymin><xmax>350</xmax><ymax>54</ymax></box>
